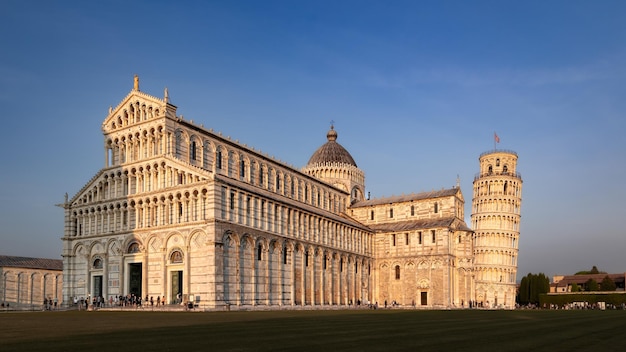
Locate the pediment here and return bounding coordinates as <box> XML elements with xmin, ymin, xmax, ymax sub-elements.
<box><xmin>101</xmin><ymin>87</ymin><xmax>177</xmax><ymax>134</ymax></box>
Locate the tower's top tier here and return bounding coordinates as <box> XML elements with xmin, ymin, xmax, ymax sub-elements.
<box><xmin>475</xmin><ymin>150</ymin><xmax>521</xmax><ymax>181</ymax></box>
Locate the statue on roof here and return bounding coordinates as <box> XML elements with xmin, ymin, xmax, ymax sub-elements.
<box><xmin>133</xmin><ymin>74</ymin><xmax>139</xmax><ymax>91</ymax></box>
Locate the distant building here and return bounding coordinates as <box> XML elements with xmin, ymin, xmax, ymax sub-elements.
<box><xmin>0</xmin><ymin>255</ymin><xmax>63</xmax><ymax>308</ymax></box>
<box><xmin>60</xmin><ymin>77</ymin><xmax>522</xmax><ymax>309</ymax></box>
<box><xmin>551</xmin><ymin>273</ymin><xmax>626</xmax><ymax>293</ymax></box>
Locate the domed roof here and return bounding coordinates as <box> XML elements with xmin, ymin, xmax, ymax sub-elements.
<box><xmin>307</xmin><ymin>126</ymin><xmax>357</xmax><ymax>167</ymax></box>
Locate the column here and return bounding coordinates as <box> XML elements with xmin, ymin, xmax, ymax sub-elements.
<box><xmin>186</xmin><ymin>245</ymin><xmax>192</xmax><ymax>304</ymax></box>
<box><xmin>290</xmin><ymin>247</ymin><xmax>295</xmax><ymax>306</ymax></box>
<box><xmin>278</xmin><ymin>246</ymin><xmax>283</xmax><ymax>306</ymax></box>
<box><xmin>251</xmin><ymin>244</ymin><xmax>257</xmax><ymax>306</ymax></box>
<box><xmin>103</xmin><ymin>255</ymin><xmax>108</xmax><ymax>302</ymax></box>
<box><xmin>161</xmin><ymin>251</ymin><xmax>167</xmax><ymax>299</ymax></box>
<box><xmin>141</xmin><ymin>250</ymin><xmax>147</xmax><ymax>301</ymax></box>
<box><xmin>265</xmin><ymin>246</ymin><xmax>270</xmax><ymax>306</ymax></box>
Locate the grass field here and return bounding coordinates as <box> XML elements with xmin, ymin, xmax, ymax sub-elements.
<box><xmin>0</xmin><ymin>309</ymin><xmax>624</xmax><ymax>351</ymax></box>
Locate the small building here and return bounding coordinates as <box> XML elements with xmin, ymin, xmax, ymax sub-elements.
<box><xmin>0</xmin><ymin>255</ymin><xmax>63</xmax><ymax>309</ymax></box>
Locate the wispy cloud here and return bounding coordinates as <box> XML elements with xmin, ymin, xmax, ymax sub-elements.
<box><xmin>363</xmin><ymin>53</ymin><xmax>626</xmax><ymax>89</ymax></box>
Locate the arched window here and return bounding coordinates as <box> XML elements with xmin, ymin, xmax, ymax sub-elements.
<box><xmin>259</xmin><ymin>166</ymin><xmax>264</xmax><ymax>185</ymax></box>
<box><xmin>93</xmin><ymin>258</ymin><xmax>103</xmax><ymax>269</ymax></box>
<box><xmin>503</xmin><ymin>165</ymin><xmax>508</xmax><ymax>173</ymax></box>
<box><xmin>216</xmin><ymin>149</ymin><xmax>222</xmax><ymax>169</ymax></box>
<box><xmin>240</xmin><ymin>159</ymin><xmax>246</xmax><ymax>178</ymax></box>
<box><xmin>434</xmin><ymin>202</ymin><xmax>438</xmax><ymax>213</ymax></box>
<box><xmin>191</xmin><ymin>141</ymin><xmax>197</xmax><ymax>160</ymax></box>
<box><xmin>127</xmin><ymin>242</ymin><xmax>140</xmax><ymax>253</ymax></box>
<box><xmin>283</xmin><ymin>248</ymin><xmax>288</xmax><ymax>264</ymax></box>
<box><xmin>370</xmin><ymin>210</ymin><xmax>374</xmax><ymax>220</ymax></box>
<box><xmin>170</xmin><ymin>250</ymin><xmax>183</xmax><ymax>264</ymax></box>
<box><xmin>395</xmin><ymin>265</ymin><xmax>400</xmax><ymax>280</ymax></box>
<box><xmin>257</xmin><ymin>245</ymin><xmax>262</xmax><ymax>261</ymax></box>
<box><xmin>488</xmin><ymin>165</ymin><xmax>493</xmax><ymax>174</ymax></box>
<box><xmin>496</xmin><ymin>158</ymin><xmax>500</xmax><ymax>166</ymax></box>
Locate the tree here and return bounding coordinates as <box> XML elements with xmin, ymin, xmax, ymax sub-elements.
<box><xmin>600</xmin><ymin>276</ymin><xmax>616</xmax><ymax>291</ymax></box>
<box><xmin>518</xmin><ymin>275</ymin><xmax>529</xmax><ymax>304</ymax></box>
<box><xmin>517</xmin><ymin>273</ymin><xmax>550</xmax><ymax>305</ymax></box>
<box><xmin>570</xmin><ymin>283</ymin><xmax>580</xmax><ymax>292</ymax></box>
<box><xmin>575</xmin><ymin>266</ymin><xmax>606</xmax><ymax>275</ymax></box>
<box><xmin>585</xmin><ymin>278</ymin><xmax>599</xmax><ymax>291</ymax></box>
<box><xmin>590</xmin><ymin>266</ymin><xmax>600</xmax><ymax>274</ymax></box>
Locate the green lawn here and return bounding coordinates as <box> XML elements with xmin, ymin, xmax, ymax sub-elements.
<box><xmin>0</xmin><ymin>309</ymin><xmax>624</xmax><ymax>351</ymax></box>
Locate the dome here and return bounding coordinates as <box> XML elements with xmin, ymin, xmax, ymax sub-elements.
<box><xmin>307</xmin><ymin>126</ymin><xmax>357</xmax><ymax>167</ymax></box>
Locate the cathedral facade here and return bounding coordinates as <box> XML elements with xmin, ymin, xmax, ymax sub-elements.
<box><xmin>61</xmin><ymin>77</ymin><xmax>521</xmax><ymax>309</ymax></box>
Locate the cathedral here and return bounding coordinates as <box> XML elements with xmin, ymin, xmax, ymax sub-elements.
<box><xmin>61</xmin><ymin>77</ymin><xmax>522</xmax><ymax>309</ymax></box>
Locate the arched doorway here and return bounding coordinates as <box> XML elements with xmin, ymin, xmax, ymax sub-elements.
<box><xmin>169</xmin><ymin>249</ymin><xmax>184</xmax><ymax>304</ymax></box>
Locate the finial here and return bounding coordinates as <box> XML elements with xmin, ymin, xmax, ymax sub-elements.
<box><xmin>456</xmin><ymin>174</ymin><xmax>460</xmax><ymax>188</ymax></box>
<box><xmin>164</xmin><ymin>87</ymin><xmax>169</xmax><ymax>103</ymax></box>
<box><xmin>133</xmin><ymin>74</ymin><xmax>139</xmax><ymax>91</ymax></box>
<box><xmin>108</xmin><ymin>106</ymin><xmax>113</xmax><ymax>114</ymax></box>
<box><xmin>327</xmin><ymin>121</ymin><xmax>338</xmax><ymax>141</ymax></box>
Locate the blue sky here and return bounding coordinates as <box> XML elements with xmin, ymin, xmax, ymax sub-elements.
<box><xmin>1</xmin><ymin>0</ymin><xmax>625</xmax><ymax>280</ymax></box>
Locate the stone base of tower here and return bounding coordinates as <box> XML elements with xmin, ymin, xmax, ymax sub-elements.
<box><xmin>474</xmin><ymin>282</ymin><xmax>517</xmax><ymax>309</ymax></box>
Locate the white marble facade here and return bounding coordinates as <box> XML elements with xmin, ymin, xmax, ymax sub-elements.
<box><xmin>61</xmin><ymin>77</ymin><xmax>521</xmax><ymax>309</ymax></box>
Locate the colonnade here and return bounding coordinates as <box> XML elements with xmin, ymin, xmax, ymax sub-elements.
<box><xmin>223</xmin><ymin>234</ymin><xmax>371</xmax><ymax>306</ymax></box>
<box><xmin>221</xmin><ymin>186</ymin><xmax>371</xmax><ymax>254</ymax></box>
<box><xmin>1</xmin><ymin>271</ymin><xmax>62</xmax><ymax>307</ymax></box>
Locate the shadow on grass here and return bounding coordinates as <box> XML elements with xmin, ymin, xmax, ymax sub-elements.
<box><xmin>1</xmin><ymin>310</ymin><xmax>624</xmax><ymax>352</ymax></box>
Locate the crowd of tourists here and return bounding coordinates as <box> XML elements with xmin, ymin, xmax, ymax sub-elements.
<box><xmin>73</xmin><ymin>294</ymin><xmax>168</xmax><ymax>310</ymax></box>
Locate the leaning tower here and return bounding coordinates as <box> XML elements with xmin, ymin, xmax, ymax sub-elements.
<box><xmin>471</xmin><ymin>150</ymin><xmax>522</xmax><ymax>309</ymax></box>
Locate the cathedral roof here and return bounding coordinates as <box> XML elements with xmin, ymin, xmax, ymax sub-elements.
<box><xmin>367</xmin><ymin>217</ymin><xmax>472</xmax><ymax>233</ymax></box>
<box><xmin>306</xmin><ymin>126</ymin><xmax>357</xmax><ymax>167</ymax></box>
<box><xmin>351</xmin><ymin>188</ymin><xmax>461</xmax><ymax>208</ymax></box>
<box><xmin>0</xmin><ymin>255</ymin><xmax>63</xmax><ymax>271</ymax></box>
